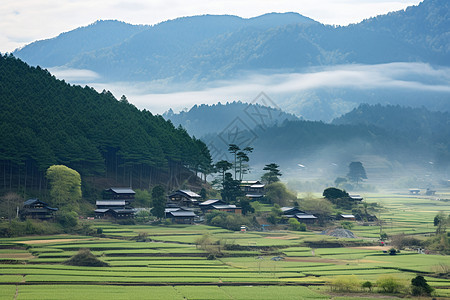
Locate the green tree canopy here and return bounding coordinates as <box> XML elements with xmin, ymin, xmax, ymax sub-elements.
<box><xmin>151</xmin><ymin>185</ymin><xmax>166</xmax><ymax>220</ymax></box>
<box><xmin>46</xmin><ymin>165</ymin><xmax>82</xmax><ymax>211</ymax></box>
<box><xmin>347</xmin><ymin>161</ymin><xmax>367</xmax><ymax>184</ymax></box>
<box><xmin>261</xmin><ymin>163</ymin><xmax>282</xmax><ymax>184</ymax></box>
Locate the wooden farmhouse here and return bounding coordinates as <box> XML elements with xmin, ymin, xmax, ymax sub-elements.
<box><xmin>168</xmin><ymin>190</ymin><xmax>202</xmax><ymax>206</ymax></box>
<box><xmin>95</xmin><ymin>187</ymin><xmax>136</xmax><ymax>219</ymax></box>
<box><xmin>21</xmin><ymin>199</ymin><xmax>58</xmax><ymax>220</ymax></box>
<box><xmin>199</xmin><ymin>199</ymin><xmax>242</xmax><ymax>214</ymax></box>
<box><xmin>165</xmin><ymin>207</ymin><xmax>196</xmax><ymax>224</ymax></box>
<box><xmin>240</xmin><ymin>180</ymin><xmax>265</xmax><ymax>199</ymax></box>
<box><xmin>281</xmin><ymin>206</ymin><xmax>317</xmax><ymax>224</ymax></box>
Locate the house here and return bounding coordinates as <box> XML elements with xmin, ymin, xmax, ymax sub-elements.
<box><xmin>95</xmin><ymin>187</ymin><xmax>136</xmax><ymax>219</ymax></box>
<box><xmin>281</xmin><ymin>207</ymin><xmax>306</xmax><ymax>218</ymax></box>
<box><xmin>199</xmin><ymin>200</ymin><xmax>242</xmax><ymax>214</ymax></box>
<box><xmin>295</xmin><ymin>213</ymin><xmax>318</xmax><ymax>224</ymax></box>
<box><xmin>409</xmin><ymin>189</ymin><xmax>420</xmax><ymax>195</ymax></box>
<box><xmin>103</xmin><ymin>187</ymin><xmax>135</xmax><ymax>203</ymax></box>
<box><xmin>21</xmin><ymin>199</ymin><xmax>58</xmax><ymax>220</ymax></box>
<box><xmin>95</xmin><ymin>200</ymin><xmax>136</xmax><ymax>219</ymax></box>
<box><xmin>199</xmin><ymin>199</ymin><xmax>226</xmax><ymax>211</ymax></box>
<box><xmin>340</xmin><ymin>214</ymin><xmax>356</xmax><ymax>221</ymax></box>
<box><xmin>241</xmin><ymin>180</ymin><xmax>265</xmax><ymax>199</ymax></box>
<box><xmin>165</xmin><ymin>207</ymin><xmax>196</xmax><ymax>224</ymax></box>
<box><xmin>168</xmin><ymin>190</ymin><xmax>202</xmax><ymax>206</ymax></box>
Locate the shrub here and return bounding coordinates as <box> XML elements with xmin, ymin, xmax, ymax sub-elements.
<box><xmin>376</xmin><ymin>275</ymin><xmax>406</xmax><ymax>293</ymax></box>
<box><xmin>64</xmin><ymin>248</ymin><xmax>109</xmax><ymax>267</ymax></box>
<box><xmin>361</xmin><ymin>281</ymin><xmax>373</xmax><ymax>291</ymax></box>
<box><xmin>331</xmin><ymin>275</ymin><xmax>361</xmax><ymax>292</ymax></box>
<box><xmin>411</xmin><ymin>275</ymin><xmax>434</xmax><ymax>296</ymax></box>
<box><xmin>288</xmin><ymin>218</ymin><xmax>306</xmax><ymax>231</ymax></box>
<box><xmin>340</xmin><ymin>221</ymin><xmax>354</xmax><ymax>230</ymax></box>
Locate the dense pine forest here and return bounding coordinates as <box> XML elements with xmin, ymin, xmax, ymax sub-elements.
<box><xmin>0</xmin><ymin>54</ymin><xmax>212</xmax><ymax>194</ymax></box>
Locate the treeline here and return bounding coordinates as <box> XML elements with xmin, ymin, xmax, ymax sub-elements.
<box><xmin>0</xmin><ymin>54</ymin><xmax>212</xmax><ymax>193</ymax></box>
<box><xmin>164</xmin><ymin>101</ymin><xmax>300</xmax><ymax>138</ymax></box>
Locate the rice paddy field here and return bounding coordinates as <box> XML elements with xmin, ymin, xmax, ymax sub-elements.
<box><xmin>0</xmin><ymin>192</ymin><xmax>449</xmax><ymax>299</ymax></box>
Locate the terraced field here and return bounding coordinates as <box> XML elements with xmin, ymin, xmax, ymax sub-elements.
<box><xmin>0</xmin><ymin>192</ymin><xmax>449</xmax><ymax>299</ymax></box>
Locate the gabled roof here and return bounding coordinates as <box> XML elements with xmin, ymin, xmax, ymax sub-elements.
<box><xmin>199</xmin><ymin>199</ymin><xmax>225</xmax><ymax>206</ymax></box>
<box><xmin>281</xmin><ymin>207</ymin><xmax>306</xmax><ymax>215</ymax></box>
<box><xmin>241</xmin><ymin>180</ymin><xmax>261</xmax><ymax>185</ymax></box>
<box><xmin>179</xmin><ymin>190</ymin><xmax>201</xmax><ymax>198</ymax></box>
<box><xmin>24</xmin><ymin>198</ymin><xmax>47</xmax><ymax>206</ymax></box>
<box><xmin>108</xmin><ymin>188</ymin><xmax>135</xmax><ymax>194</ymax></box>
<box><xmin>250</xmin><ymin>184</ymin><xmax>265</xmax><ymax>188</ymax></box>
<box><xmin>295</xmin><ymin>213</ymin><xmax>317</xmax><ymax>219</ymax></box>
<box><xmin>246</xmin><ymin>194</ymin><xmax>264</xmax><ymax>198</ymax></box>
<box><xmin>341</xmin><ymin>214</ymin><xmax>355</xmax><ymax>218</ymax></box>
<box><xmin>212</xmin><ymin>204</ymin><xmax>238</xmax><ymax>210</ymax></box>
<box><xmin>96</xmin><ymin>200</ymin><xmax>126</xmax><ymax>206</ymax></box>
<box><xmin>169</xmin><ymin>211</ymin><xmax>196</xmax><ymax>217</ymax></box>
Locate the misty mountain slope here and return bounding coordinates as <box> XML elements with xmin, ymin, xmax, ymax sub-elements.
<box><xmin>164</xmin><ymin>101</ymin><xmax>301</xmax><ymax>138</ymax></box>
<box><xmin>355</xmin><ymin>0</ymin><xmax>449</xmax><ymax>65</ymax></box>
<box><xmin>332</xmin><ymin>104</ymin><xmax>450</xmax><ymax>147</ymax></box>
<box><xmin>14</xmin><ymin>20</ymin><xmax>149</xmax><ymax>68</ymax></box>
<box><xmin>12</xmin><ymin>0</ymin><xmax>449</xmax><ymax>83</ymax></box>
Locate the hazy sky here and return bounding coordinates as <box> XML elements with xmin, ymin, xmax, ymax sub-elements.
<box><xmin>1</xmin><ymin>0</ymin><xmax>422</xmax><ymax>53</ymax></box>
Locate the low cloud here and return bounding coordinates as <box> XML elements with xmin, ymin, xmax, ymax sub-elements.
<box><xmin>87</xmin><ymin>62</ymin><xmax>450</xmax><ymax>115</ymax></box>
<box><xmin>49</xmin><ymin>67</ymin><xmax>100</xmax><ymax>82</ymax></box>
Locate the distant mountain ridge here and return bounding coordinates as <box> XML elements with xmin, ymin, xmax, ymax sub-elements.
<box><xmin>13</xmin><ymin>0</ymin><xmax>449</xmax><ymax>82</ymax></box>
<box><xmin>163</xmin><ymin>101</ymin><xmax>301</xmax><ymax>138</ymax></box>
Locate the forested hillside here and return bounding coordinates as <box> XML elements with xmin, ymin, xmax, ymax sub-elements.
<box><xmin>0</xmin><ymin>54</ymin><xmax>212</xmax><ymax>192</ymax></box>
<box><xmin>164</xmin><ymin>102</ymin><xmax>300</xmax><ymax>138</ymax></box>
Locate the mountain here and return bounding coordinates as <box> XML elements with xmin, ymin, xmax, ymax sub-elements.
<box><xmin>163</xmin><ymin>101</ymin><xmax>301</xmax><ymax>138</ymax></box>
<box><xmin>0</xmin><ymin>54</ymin><xmax>212</xmax><ymax>192</ymax></box>
<box><xmin>200</xmin><ymin>103</ymin><xmax>449</xmax><ymax>182</ymax></box>
<box><xmin>332</xmin><ymin>103</ymin><xmax>450</xmax><ymax>156</ymax></box>
<box><xmin>14</xmin><ymin>20</ymin><xmax>149</xmax><ymax>68</ymax></box>
<box><xmin>13</xmin><ymin>0</ymin><xmax>449</xmax><ymax>82</ymax></box>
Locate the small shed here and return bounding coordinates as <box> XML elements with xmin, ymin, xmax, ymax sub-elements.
<box><xmin>295</xmin><ymin>213</ymin><xmax>317</xmax><ymax>224</ymax></box>
<box><xmin>409</xmin><ymin>189</ymin><xmax>420</xmax><ymax>195</ymax></box>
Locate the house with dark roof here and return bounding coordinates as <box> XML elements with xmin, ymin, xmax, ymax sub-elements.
<box><xmin>240</xmin><ymin>180</ymin><xmax>265</xmax><ymax>199</ymax></box>
<box><xmin>281</xmin><ymin>207</ymin><xmax>306</xmax><ymax>217</ymax></box>
<box><xmin>103</xmin><ymin>187</ymin><xmax>135</xmax><ymax>202</ymax></box>
<box><xmin>168</xmin><ymin>190</ymin><xmax>202</xmax><ymax>206</ymax></box>
<box><xmin>21</xmin><ymin>199</ymin><xmax>58</xmax><ymax>220</ymax></box>
<box><xmin>199</xmin><ymin>199</ymin><xmax>242</xmax><ymax>214</ymax></box>
<box><xmin>295</xmin><ymin>213</ymin><xmax>318</xmax><ymax>224</ymax></box>
<box><xmin>95</xmin><ymin>187</ymin><xmax>136</xmax><ymax>219</ymax></box>
<box><xmin>165</xmin><ymin>207</ymin><xmax>197</xmax><ymax>224</ymax></box>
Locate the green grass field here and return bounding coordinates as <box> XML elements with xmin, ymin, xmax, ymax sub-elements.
<box><xmin>0</xmin><ymin>192</ymin><xmax>449</xmax><ymax>299</ymax></box>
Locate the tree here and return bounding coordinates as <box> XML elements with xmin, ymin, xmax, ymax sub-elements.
<box><xmin>239</xmin><ymin>198</ymin><xmax>254</xmax><ymax>215</ymax></box>
<box><xmin>347</xmin><ymin>161</ymin><xmax>367</xmax><ymax>184</ymax></box>
<box><xmin>151</xmin><ymin>185</ymin><xmax>166</xmax><ymax>220</ymax></box>
<box><xmin>411</xmin><ymin>275</ymin><xmax>434</xmax><ymax>296</ymax></box>
<box><xmin>221</xmin><ymin>173</ymin><xmax>243</xmax><ymax>203</ymax></box>
<box><xmin>0</xmin><ymin>192</ymin><xmax>22</xmax><ymax>223</ymax></box>
<box><xmin>215</xmin><ymin>160</ymin><xmax>232</xmax><ymax>188</ymax></box>
<box><xmin>46</xmin><ymin>165</ymin><xmax>82</xmax><ymax>211</ymax></box>
<box><xmin>264</xmin><ymin>182</ymin><xmax>297</xmax><ymax>206</ymax></box>
<box><xmin>228</xmin><ymin>144</ymin><xmax>240</xmax><ymax>178</ymax></box>
<box><xmin>237</xmin><ymin>147</ymin><xmax>253</xmax><ymax>181</ymax></box>
<box><xmin>261</xmin><ymin>163</ymin><xmax>282</xmax><ymax>184</ymax></box>
<box><xmin>434</xmin><ymin>212</ymin><xmax>448</xmax><ymax>234</ymax></box>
